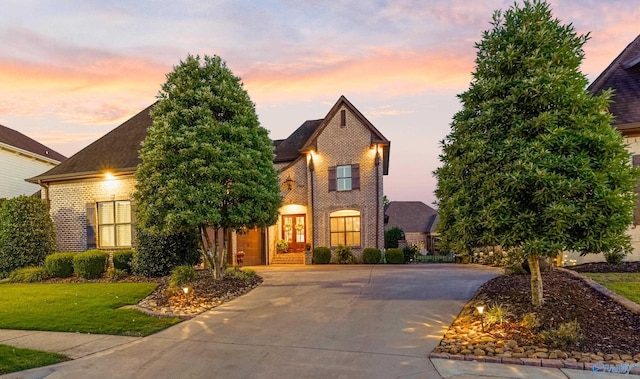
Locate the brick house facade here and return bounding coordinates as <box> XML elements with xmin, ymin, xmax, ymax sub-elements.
<box><xmin>28</xmin><ymin>97</ymin><xmax>390</xmax><ymax>265</ymax></box>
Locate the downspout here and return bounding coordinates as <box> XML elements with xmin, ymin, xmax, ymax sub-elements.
<box><xmin>375</xmin><ymin>146</ymin><xmax>381</xmax><ymax>250</ymax></box>
<box><xmin>308</xmin><ymin>153</ymin><xmax>315</xmax><ymax>258</ymax></box>
<box><xmin>39</xmin><ymin>180</ymin><xmax>50</xmax><ymax>209</ymax></box>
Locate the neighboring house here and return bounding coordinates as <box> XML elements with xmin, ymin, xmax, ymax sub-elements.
<box><xmin>28</xmin><ymin>96</ymin><xmax>390</xmax><ymax>265</ymax></box>
<box><xmin>567</xmin><ymin>34</ymin><xmax>640</xmax><ymax>264</ymax></box>
<box><xmin>0</xmin><ymin>124</ymin><xmax>66</xmax><ymax>198</ymax></box>
<box><xmin>384</xmin><ymin>201</ymin><xmax>439</xmax><ymax>253</ymax></box>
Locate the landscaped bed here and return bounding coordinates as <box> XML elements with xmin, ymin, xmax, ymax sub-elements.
<box><xmin>432</xmin><ymin>262</ymin><xmax>640</xmax><ymax>367</ymax></box>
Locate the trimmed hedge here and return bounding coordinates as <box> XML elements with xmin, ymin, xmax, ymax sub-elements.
<box><xmin>132</xmin><ymin>229</ymin><xmax>201</xmax><ymax>277</ymax></box>
<box><xmin>73</xmin><ymin>250</ymin><xmax>108</xmax><ymax>279</ymax></box>
<box><xmin>0</xmin><ymin>196</ymin><xmax>56</xmax><ymax>278</ymax></box>
<box><xmin>45</xmin><ymin>252</ymin><xmax>76</xmax><ymax>278</ymax></box>
<box><xmin>313</xmin><ymin>247</ymin><xmax>331</xmax><ymax>264</ymax></box>
<box><xmin>113</xmin><ymin>250</ymin><xmax>134</xmax><ymax>272</ymax></box>
<box><xmin>385</xmin><ymin>248</ymin><xmax>404</xmax><ymax>264</ymax></box>
<box><xmin>8</xmin><ymin>266</ymin><xmax>48</xmax><ymax>283</ymax></box>
<box><xmin>334</xmin><ymin>244</ymin><xmax>357</xmax><ymax>264</ymax></box>
<box><xmin>362</xmin><ymin>248</ymin><xmax>382</xmax><ymax>264</ymax></box>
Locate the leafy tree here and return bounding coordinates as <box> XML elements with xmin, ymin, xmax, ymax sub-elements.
<box><xmin>435</xmin><ymin>0</ymin><xmax>638</xmax><ymax>306</ymax></box>
<box><xmin>384</xmin><ymin>226</ymin><xmax>405</xmax><ymax>249</ymax></box>
<box><xmin>0</xmin><ymin>196</ymin><xmax>56</xmax><ymax>278</ymax></box>
<box><xmin>134</xmin><ymin>55</ymin><xmax>281</xmax><ymax>279</ymax></box>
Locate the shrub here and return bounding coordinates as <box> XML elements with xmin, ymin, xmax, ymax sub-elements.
<box><xmin>225</xmin><ymin>267</ymin><xmax>256</xmax><ymax>282</ymax></box>
<box><xmin>484</xmin><ymin>303</ymin><xmax>512</xmax><ymax>327</ymax></box>
<box><xmin>313</xmin><ymin>247</ymin><xmax>331</xmax><ymax>264</ymax></box>
<box><xmin>362</xmin><ymin>248</ymin><xmax>382</xmax><ymax>264</ymax></box>
<box><xmin>541</xmin><ymin>320</ymin><xmax>582</xmax><ymax>349</ymax></box>
<box><xmin>0</xmin><ymin>196</ymin><xmax>56</xmax><ymax>278</ymax></box>
<box><xmin>45</xmin><ymin>252</ymin><xmax>76</xmax><ymax>278</ymax></box>
<box><xmin>73</xmin><ymin>250</ymin><xmax>108</xmax><ymax>279</ymax></box>
<box><xmin>521</xmin><ymin>312</ymin><xmax>541</xmax><ymax>330</ymax></box>
<box><xmin>276</xmin><ymin>240</ymin><xmax>288</xmax><ymax>253</ymax></box>
<box><xmin>504</xmin><ymin>262</ymin><xmax>527</xmax><ymax>275</ymax></box>
<box><xmin>106</xmin><ymin>267</ymin><xmax>128</xmax><ymax>281</ymax></box>
<box><xmin>385</xmin><ymin>248</ymin><xmax>404</xmax><ymax>264</ymax></box>
<box><xmin>170</xmin><ymin>265</ymin><xmax>196</xmax><ymax>288</ymax></box>
<box><xmin>8</xmin><ymin>266</ymin><xmax>48</xmax><ymax>283</ymax></box>
<box><xmin>604</xmin><ymin>250</ymin><xmax>625</xmax><ymax>265</ymax></box>
<box><xmin>132</xmin><ymin>228</ymin><xmax>201</xmax><ymax>277</ymax></box>
<box><xmin>384</xmin><ymin>227</ymin><xmax>404</xmax><ymax>249</ymax></box>
<box><xmin>113</xmin><ymin>250</ymin><xmax>134</xmax><ymax>272</ymax></box>
<box><xmin>334</xmin><ymin>244</ymin><xmax>357</xmax><ymax>264</ymax></box>
<box><xmin>403</xmin><ymin>245</ymin><xmax>418</xmax><ymax>263</ymax></box>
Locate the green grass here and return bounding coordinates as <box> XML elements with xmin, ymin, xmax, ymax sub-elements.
<box><xmin>0</xmin><ymin>283</ymin><xmax>181</xmax><ymax>336</ymax></box>
<box><xmin>0</xmin><ymin>344</ymin><xmax>67</xmax><ymax>374</ymax></box>
<box><xmin>583</xmin><ymin>272</ymin><xmax>640</xmax><ymax>304</ymax></box>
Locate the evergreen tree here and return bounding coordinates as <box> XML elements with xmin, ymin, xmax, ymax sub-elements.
<box><xmin>134</xmin><ymin>55</ymin><xmax>281</xmax><ymax>279</ymax></box>
<box><xmin>435</xmin><ymin>0</ymin><xmax>638</xmax><ymax>305</ymax></box>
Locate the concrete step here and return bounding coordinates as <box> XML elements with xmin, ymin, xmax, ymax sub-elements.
<box><xmin>271</xmin><ymin>253</ymin><xmax>305</xmax><ymax>264</ymax></box>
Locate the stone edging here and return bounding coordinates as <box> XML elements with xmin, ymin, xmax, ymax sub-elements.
<box><xmin>557</xmin><ymin>267</ymin><xmax>640</xmax><ymax>315</ymax></box>
<box><xmin>429</xmin><ymin>352</ymin><xmax>640</xmax><ymax>375</ymax></box>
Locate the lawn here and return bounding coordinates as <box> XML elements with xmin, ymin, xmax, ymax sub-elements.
<box><xmin>0</xmin><ymin>283</ymin><xmax>181</xmax><ymax>336</ymax></box>
<box><xmin>0</xmin><ymin>344</ymin><xmax>67</xmax><ymax>375</ymax></box>
<box><xmin>583</xmin><ymin>272</ymin><xmax>640</xmax><ymax>304</ymax></box>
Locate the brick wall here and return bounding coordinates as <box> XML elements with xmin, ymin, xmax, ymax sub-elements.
<box><xmin>310</xmin><ymin>105</ymin><xmax>384</xmax><ymax>259</ymax></box>
<box><xmin>45</xmin><ymin>176</ymin><xmax>136</xmax><ymax>251</ymax></box>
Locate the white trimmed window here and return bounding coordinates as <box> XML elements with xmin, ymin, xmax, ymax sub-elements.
<box><xmin>330</xmin><ymin>209</ymin><xmax>361</xmax><ymax>247</ymax></box>
<box><xmin>97</xmin><ymin>200</ymin><xmax>132</xmax><ymax>248</ymax></box>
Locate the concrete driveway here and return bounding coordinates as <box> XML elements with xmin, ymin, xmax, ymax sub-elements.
<box><xmin>7</xmin><ymin>264</ymin><xmax>500</xmax><ymax>379</ymax></box>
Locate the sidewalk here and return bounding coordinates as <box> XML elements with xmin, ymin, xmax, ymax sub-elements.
<box><xmin>0</xmin><ymin>329</ymin><xmax>140</xmax><ymax>360</ymax></box>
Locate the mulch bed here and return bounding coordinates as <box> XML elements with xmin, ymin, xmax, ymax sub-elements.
<box><xmin>434</xmin><ymin>262</ymin><xmax>640</xmax><ymax>362</ymax></box>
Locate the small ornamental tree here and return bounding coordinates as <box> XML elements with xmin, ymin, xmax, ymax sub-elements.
<box><xmin>134</xmin><ymin>55</ymin><xmax>281</xmax><ymax>279</ymax></box>
<box><xmin>0</xmin><ymin>196</ymin><xmax>56</xmax><ymax>277</ymax></box>
<box><xmin>435</xmin><ymin>0</ymin><xmax>638</xmax><ymax>306</ymax></box>
<box><xmin>384</xmin><ymin>226</ymin><xmax>404</xmax><ymax>249</ymax></box>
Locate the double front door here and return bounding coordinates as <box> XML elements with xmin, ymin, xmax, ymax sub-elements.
<box><xmin>282</xmin><ymin>214</ymin><xmax>306</xmax><ymax>253</ymax></box>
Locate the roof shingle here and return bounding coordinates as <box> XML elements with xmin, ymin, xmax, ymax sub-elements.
<box><xmin>0</xmin><ymin>124</ymin><xmax>66</xmax><ymax>162</ymax></box>
<box><xmin>384</xmin><ymin>201</ymin><xmax>438</xmax><ymax>233</ymax></box>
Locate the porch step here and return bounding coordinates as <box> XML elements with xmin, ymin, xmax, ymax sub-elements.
<box><xmin>271</xmin><ymin>253</ymin><xmax>305</xmax><ymax>264</ymax></box>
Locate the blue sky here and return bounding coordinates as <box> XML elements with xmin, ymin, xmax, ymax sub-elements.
<box><xmin>1</xmin><ymin>0</ymin><xmax>639</xmax><ymax>206</ymax></box>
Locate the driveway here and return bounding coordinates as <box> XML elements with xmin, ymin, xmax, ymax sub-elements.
<box><xmin>7</xmin><ymin>264</ymin><xmax>500</xmax><ymax>379</ymax></box>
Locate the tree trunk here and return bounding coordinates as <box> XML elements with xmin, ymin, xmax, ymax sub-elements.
<box><xmin>529</xmin><ymin>254</ymin><xmax>544</xmax><ymax>306</ymax></box>
<box><xmin>199</xmin><ymin>224</ymin><xmax>218</xmax><ymax>279</ymax></box>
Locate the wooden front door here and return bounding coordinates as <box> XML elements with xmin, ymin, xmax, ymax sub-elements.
<box><xmin>282</xmin><ymin>214</ymin><xmax>306</xmax><ymax>253</ymax></box>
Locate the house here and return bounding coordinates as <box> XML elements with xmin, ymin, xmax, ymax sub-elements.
<box><xmin>384</xmin><ymin>201</ymin><xmax>439</xmax><ymax>253</ymax></box>
<box><xmin>0</xmin><ymin>124</ymin><xmax>66</xmax><ymax>198</ymax></box>
<box><xmin>28</xmin><ymin>96</ymin><xmax>390</xmax><ymax>265</ymax></box>
<box><xmin>572</xmin><ymin>34</ymin><xmax>640</xmax><ymax>264</ymax></box>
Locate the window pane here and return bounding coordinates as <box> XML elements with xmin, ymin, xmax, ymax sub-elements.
<box><xmin>115</xmin><ymin>201</ymin><xmax>131</xmax><ymax>223</ymax></box>
<box><xmin>346</xmin><ymin>232</ymin><xmax>353</xmax><ymax>246</ymax></box>
<box><xmin>331</xmin><ymin>233</ymin><xmax>341</xmax><ymax>247</ymax></box>
<box><xmin>353</xmin><ymin>217</ymin><xmax>361</xmax><ymax>231</ymax></box>
<box><xmin>337</xmin><ymin>165</ymin><xmax>351</xmax><ymax>178</ymax></box>
<box><xmin>98</xmin><ymin>202</ymin><xmax>114</xmax><ymax>224</ymax></box>
<box><xmin>345</xmin><ymin>217</ymin><xmax>353</xmax><ymax>231</ymax></box>
<box><xmin>117</xmin><ymin>224</ymin><xmax>131</xmax><ymax>247</ymax></box>
<box><xmin>99</xmin><ymin>225</ymin><xmax>115</xmax><ymax>247</ymax></box>
<box><xmin>353</xmin><ymin>232</ymin><xmax>361</xmax><ymax>246</ymax></box>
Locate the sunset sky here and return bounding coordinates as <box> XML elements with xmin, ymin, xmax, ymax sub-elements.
<box><xmin>1</xmin><ymin>0</ymin><xmax>639</xmax><ymax>206</ymax></box>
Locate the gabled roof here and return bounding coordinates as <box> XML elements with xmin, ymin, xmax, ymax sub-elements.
<box><xmin>0</xmin><ymin>124</ymin><xmax>66</xmax><ymax>163</ymax></box>
<box><xmin>588</xmin><ymin>34</ymin><xmax>640</xmax><ymax>128</ymax></box>
<box><xmin>274</xmin><ymin>119</ymin><xmax>323</xmax><ymax>163</ymax></box>
<box><xmin>299</xmin><ymin>95</ymin><xmax>391</xmax><ymax>174</ymax></box>
<box><xmin>28</xmin><ymin>104</ymin><xmax>153</xmax><ymax>183</ymax></box>
<box><xmin>384</xmin><ymin>201</ymin><xmax>438</xmax><ymax>233</ymax></box>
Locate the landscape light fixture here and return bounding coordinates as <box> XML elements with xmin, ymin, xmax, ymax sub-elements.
<box><xmin>476</xmin><ymin>305</ymin><xmax>485</xmax><ymax>332</ymax></box>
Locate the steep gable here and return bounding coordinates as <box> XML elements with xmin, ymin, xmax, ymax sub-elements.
<box><xmin>0</xmin><ymin>124</ymin><xmax>66</xmax><ymax>163</ymax></box>
<box><xmin>300</xmin><ymin>95</ymin><xmax>390</xmax><ymax>174</ymax></box>
<box><xmin>588</xmin><ymin>35</ymin><xmax>640</xmax><ymax>128</ymax></box>
<box><xmin>28</xmin><ymin>104</ymin><xmax>153</xmax><ymax>182</ymax></box>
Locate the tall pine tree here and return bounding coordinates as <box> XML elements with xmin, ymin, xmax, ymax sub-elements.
<box><xmin>435</xmin><ymin>0</ymin><xmax>638</xmax><ymax>306</ymax></box>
